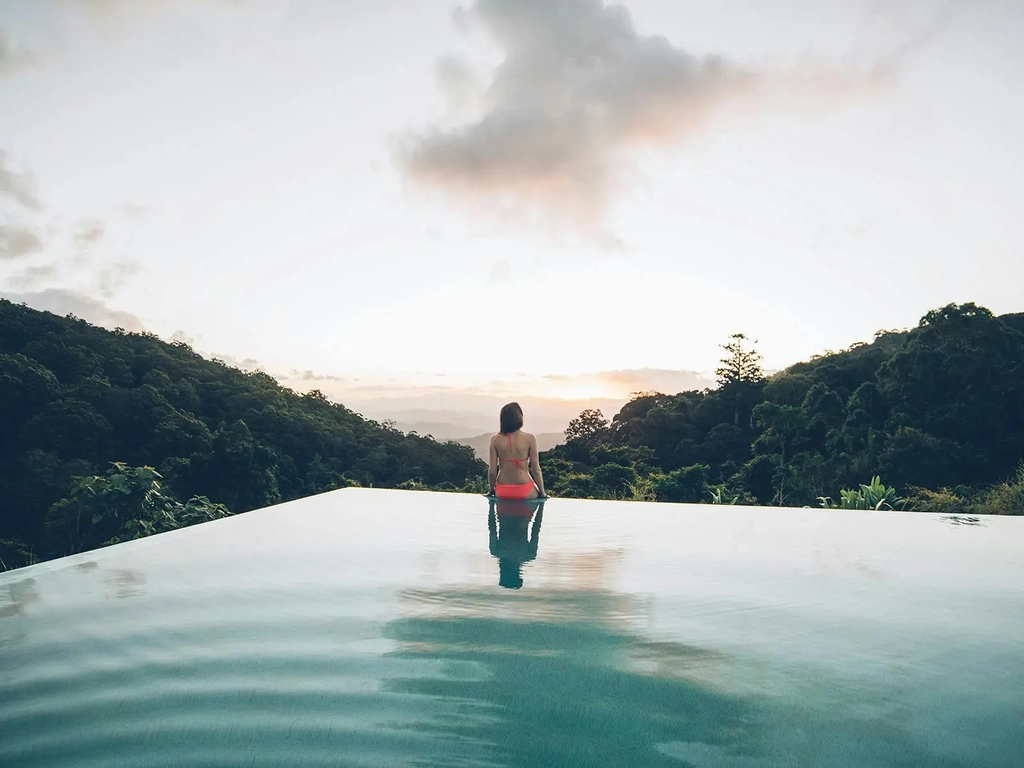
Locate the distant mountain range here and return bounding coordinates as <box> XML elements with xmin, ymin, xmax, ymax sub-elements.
<box><xmin>328</xmin><ymin>369</ymin><xmax>717</xmax><ymax>454</ymax></box>
<box><xmin>283</xmin><ymin>370</ymin><xmax>716</xmax><ymax>439</ymax></box>
<box><xmin>394</xmin><ymin>420</ymin><xmax>488</xmax><ymax>441</ymax></box>
<box><xmin>353</xmin><ymin>397</ymin><xmax>639</xmax><ymax>437</ymax></box>
<box><xmin>391</xmin><ymin>418</ymin><xmax>566</xmax><ymax>460</ymax></box>
<box><xmin>451</xmin><ymin>432</ymin><xmax>566</xmax><ymax>461</ymax></box>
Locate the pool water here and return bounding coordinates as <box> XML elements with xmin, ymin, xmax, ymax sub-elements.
<box><xmin>1</xmin><ymin>488</ymin><xmax>1022</xmax><ymax>767</ymax></box>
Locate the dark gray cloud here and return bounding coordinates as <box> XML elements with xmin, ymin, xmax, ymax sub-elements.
<box><xmin>0</xmin><ymin>288</ymin><xmax>146</xmax><ymax>331</ymax></box>
<box><xmin>397</xmin><ymin>0</ymin><xmax>891</xmax><ymax>239</ymax></box>
<box><xmin>0</xmin><ymin>28</ymin><xmax>33</xmax><ymax>79</ymax></box>
<box><xmin>0</xmin><ymin>225</ymin><xmax>43</xmax><ymax>259</ymax></box>
<box><xmin>0</xmin><ymin>151</ymin><xmax>42</xmax><ymax>210</ymax></box>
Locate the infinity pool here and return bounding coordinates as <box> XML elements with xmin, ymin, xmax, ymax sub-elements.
<box><xmin>1</xmin><ymin>488</ymin><xmax>1022</xmax><ymax>767</ymax></box>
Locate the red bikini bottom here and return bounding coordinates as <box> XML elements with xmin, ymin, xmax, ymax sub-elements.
<box><xmin>495</xmin><ymin>481</ymin><xmax>536</xmax><ymax>500</ymax></box>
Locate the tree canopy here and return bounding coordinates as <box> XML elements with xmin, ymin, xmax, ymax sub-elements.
<box><xmin>0</xmin><ymin>300</ymin><xmax>484</xmax><ymax>569</ymax></box>
<box><xmin>3</xmin><ymin>299</ymin><xmax>1022</xmax><ymax>570</ymax></box>
<box><xmin>540</xmin><ymin>303</ymin><xmax>1024</xmax><ymax>515</ymax></box>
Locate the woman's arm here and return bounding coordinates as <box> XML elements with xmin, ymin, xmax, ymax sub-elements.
<box><xmin>488</xmin><ymin>436</ymin><xmax>499</xmax><ymax>495</ymax></box>
<box><xmin>529</xmin><ymin>434</ymin><xmax>546</xmax><ymax>496</ymax></box>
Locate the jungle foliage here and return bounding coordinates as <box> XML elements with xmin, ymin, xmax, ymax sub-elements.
<box><xmin>0</xmin><ymin>299</ymin><xmax>484</xmax><ymax>569</ymax></box>
<box><xmin>541</xmin><ymin>303</ymin><xmax>1024</xmax><ymax>516</ymax></box>
<box><xmin>3</xmin><ymin>299</ymin><xmax>1022</xmax><ymax>570</ymax></box>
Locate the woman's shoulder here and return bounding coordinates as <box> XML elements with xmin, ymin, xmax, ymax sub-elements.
<box><xmin>520</xmin><ymin>430</ymin><xmax>536</xmax><ymax>441</ymax></box>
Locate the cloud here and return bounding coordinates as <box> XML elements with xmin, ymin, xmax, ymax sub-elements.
<box><xmin>76</xmin><ymin>220</ymin><xmax>105</xmax><ymax>246</ymax></box>
<box><xmin>0</xmin><ymin>2</ymin><xmax>241</xmax><ymax>80</ymax></box>
<box><xmin>540</xmin><ymin>367</ymin><xmax>714</xmax><ymax>398</ymax></box>
<box><xmin>169</xmin><ymin>330</ymin><xmax>199</xmax><ymax>346</ymax></box>
<box><xmin>79</xmin><ymin>0</ymin><xmax>242</xmax><ymax>26</ymax></box>
<box><xmin>289</xmin><ymin>369</ymin><xmax>347</xmax><ymax>382</ymax></box>
<box><xmin>0</xmin><ymin>288</ymin><xmax>146</xmax><ymax>331</ymax></box>
<box><xmin>488</xmin><ymin>259</ymin><xmax>513</xmax><ymax>283</ymax></box>
<box><xmin>89</xmin><ymin>0</ymin><xmax>242</xmax><ymax>9</ymax></box>
<box><xmin>0</xmin><ymin>225</ymin><xmax>44</xmax><ymax>259</ymax></box>
<box><xmin>122</xmin><ymin>203</ymin><xmax>149</xmax><ymax>218</ymax></box>
<box><xmin>861</xmin><ymin>0</ymin><xmax>965</xmax><ymax>61</ymax></box>
<box><xmin>397</xmin><ymin>0</ymin><xmax>891</xmax><ymax>241</ymax></box>
<box><xmin>94</xmin><ymin>259</ymin><xmax>141</xmax><ymax>298</ymax></box>
<box><xmin>0</xmin><ymin>151</ymin><xmax>42</xmax><ymax>210</ymax></box>
<box><xmin>209</xmin><ymin>352</ymin><xmax>263</xmax><ymax>372</ymax></box>
<box><xmin>6</xmin><ymin>264</ymin><xmax>58</xmax><ymax>291</ymax></box>
<box><xmin>0</xmin><ymin>28</ymin><xmax>33</xmax><ymax>79</ymax></box>
<box><xmin>436</xmin><ymin>54</ymin><xmax>483</xmax><ymax>117</ymax></box>
<box><xmin>81</xmin><ymin>0</ymin><xmax>156</xmax><ymax>14</ymax></box>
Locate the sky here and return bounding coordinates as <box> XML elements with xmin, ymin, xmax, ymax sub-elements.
<box><xmin>1</xmin><ymin>0</ymin><xmax>1023</xmax><ymax>424</ymax></box>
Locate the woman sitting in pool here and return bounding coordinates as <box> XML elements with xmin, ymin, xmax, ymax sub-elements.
<box><xmin>488</xmin><ymin>402</ymin><xmax>547</xmax><ymax>500</ymax></box>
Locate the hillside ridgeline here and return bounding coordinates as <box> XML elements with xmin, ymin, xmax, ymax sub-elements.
<box><xmin>540</xmin><ymin>303</ymin><xmax>1024</xmax><ymax>515</ymax></box>
<box><xmin>0</xmin><ymin>299</ymin><xmax>484</xmax><ymax>569</ymax></box>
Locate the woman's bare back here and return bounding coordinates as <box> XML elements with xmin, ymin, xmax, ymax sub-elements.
<box><xmin>491</xmin><ymin>430</ymin><xmax>535</xmax><ymax>485</ymax></box>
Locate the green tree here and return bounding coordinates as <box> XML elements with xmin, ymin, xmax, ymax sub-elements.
<box><xmin>552</xmin><ymin>472</ymin><xmax>596</xmax><ymax>499</ymax></box>
<box><xmin>715</xmin><ymin>333</ymin><xmax>764</xmax><ymax>387</ymax></box>
<box><xmin>651</xmin><ymin>464</ymin><xmax>712</xmax><ymax>503</ymax></box>
<box><xmin>44</xmin><ymin>462</ymin><xmax>231</xmax><ymax>555</ymax></box>
<box><xmin>715</xmin><ymin>333</ymin><xmax>766</xmax><ymax>428</ymax></box>
<box><xmin>0</xmin><ymin>298</ymin><xmax>488</xmax><ymax>565</ymax></box>
<box><xmin>565</xmin><ymin>409</ymin><xmax>610</xmax><ymax>443</ymax></box>
<box><xmin>563</xmin><ymin>408</ymin><xmax>610</xmax><ymax>461</ymax></box>
<box><xmin>877</xmin><ymin>302</ymin><xmax>1024</xmax><ymax>486</ymax></box>
<box><xmin>974</xmin><ymin>462</ymin><xmax>1024</xmax><ymax>516</ymax></box>
<box><xmin>0</xmin><ymin>353</ymin><xmax>61</xmax><ymax>442</ymax></box>
<box><xmin>592</xmin><ymin>463</ymin><xmax>638</xmax><ymax>496</ymax></box>
<box><xmin>190</xmin><ymin>420</ymin><xmax>281</xmax><ymax>511</ymax></box>
<box><xmin>751</xmin><ymin>401</ymin><xmax>805</xmax><ymax>505</ymax></box>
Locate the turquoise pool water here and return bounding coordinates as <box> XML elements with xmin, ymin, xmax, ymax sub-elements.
<box><xmin>1</xmin><ymin>488</ymin><xmax>1022</xmax><ymax>767</ymax></box>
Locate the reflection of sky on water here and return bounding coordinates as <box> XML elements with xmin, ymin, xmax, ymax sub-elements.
<box><xmin>1</xmin><ymin>488</ymin><xmax>1021</xmax><ymax>767</ymax></box>
<box><xmin>384</xmin><ymin>610</ymin><xmax>748</xmax><ymax>767</ymax></box>
<box><xmin>385</xmin><ymin>581</ymin><xmax>1018</xmax><ymax>767</ymax></box>
<box><xmin>0</xmin><ymin>576</ymin><xmax>39</xmax><ymax>620</ymax></box>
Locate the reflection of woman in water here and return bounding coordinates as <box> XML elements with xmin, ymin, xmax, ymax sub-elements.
<box><xmin>489</xmin><ymin>499</ymin><xmax>544</xmax><ymax>590</ymax></box>
<box><xmin>488</xmin><ymin>402</ymin><xmax>546</xmax><ymax>500</ymax></box>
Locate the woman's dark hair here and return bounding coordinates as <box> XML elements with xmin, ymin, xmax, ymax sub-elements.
<box><xmin>499</xmin><ymin>402</ymin><xmax>524</xmax><ymax>435</ymax></box>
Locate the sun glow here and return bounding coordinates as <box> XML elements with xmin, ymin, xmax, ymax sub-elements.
<box><xmin>538</xmin><ymin>380</ymin><xmax>621</xmax><ymax>401</ymax></box>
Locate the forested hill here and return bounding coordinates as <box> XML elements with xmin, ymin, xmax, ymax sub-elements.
<box><xmin>0</xmin><ymin>299</ymin><xmax>484</xmax><ymax>568</ymax></box>
<box><xmin>4</xmin><ymin>300</ymin><xmax>1021</xmax><ymax>569</ymax></box>
<box><xmin>542</xmin><ymin>303</ymin><xmax>1024</xmax><ymax>513</ymax></box>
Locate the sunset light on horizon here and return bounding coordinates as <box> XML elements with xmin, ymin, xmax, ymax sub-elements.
<box><xmin>2</xmin><ymin>0</ymin><xmax>1022</xmax><ymax>414</ymax></box>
